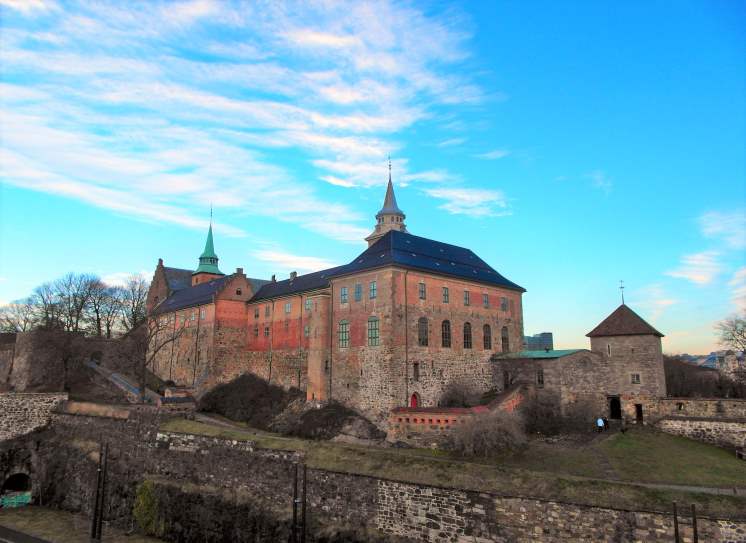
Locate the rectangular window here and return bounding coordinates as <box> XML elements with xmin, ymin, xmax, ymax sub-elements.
<box><xmin>463</xmin><ymin>290</ymin><xmax>470</xmax><ymax>306</ymax></box>
<box><xmin>264</xmin><ymin>326</ymin><xmax>270</xmax><ymax>337</ymax></box>
<box><xmin>254</xmin><ymin>307</ymin><xmax>259</xmax><ymax>319</ymax></box>
<box><xmin>500</xmin><ymin>297</ymin><xmax>508</xmax><ymax>311</ymax></box>
<box><xmin>200</xmin><ymin>308</ymin><xmax>206</xmax><ymax>319</ymax></box>
<box><xmin>253</xmin><ymin>325</ymin><xmax>258</xmax><ymax>337</ymax></box>
<box><xmin>338</xmin><ymin>321</ymin><xmax>350</xmax><ymax>348</ymax></box>
<box><xmin>442</xmin><ymin>287</ymin><xmax>449</xmax><ymax>303</ymax></box>
<box><xmin>369</xmin><ymin>281</ymin><xmax>377</xmax><ymax>299</ymax></box>
<box><xmin>265</xmin><ymin>305</ymin><xmax>270</xmax><ymax>317</ymax></box>
<box><xmin>413</xmin><ymin>362</ymin><xmax>420</xmax><ymax>382</ymax></box>
<box><xmin>418</xmin><ymin>282</ymin><xmax>426</xmax><ymax>300</ymax></box>
<box><xmin>304</xmin><ymin>325</ymin><xmax>310</xmax><ymax>337</ymax></box>
<box><xmin>190</xmin><ymin>311</ymin><xmax>196</xmax><ymax>321</ymax></box>
<box><xmin>284</xmin><ymin>302</ymin><xmax>291</xmax><ymax>314</ymax></box>
<box><xmin>305</xmin><ymin>298</ymin><xmax>312</xmax><ymax>311</ymax></box>
<box><xmin>354</xmin><ymin>283</ymin><xmax>362</xmax><ymax>301</ymax></box>
<box><xmin>367</xmin><ymin>318</ymin><xmax>380</xmax><ymax>346</ymax></box>
<box><xmin>482</xmin><ymin>294</ymin><xmax>489</xmax><ymax>308</ymax></box>
<box><xmin>340</xmin><ymin>286</ymin><xmax>348</xmax><ymax>304</ymax></box>
<box><xmin>537</xmin><ymin>369</ymin><xmax>544</xmax><ymax>388</ymax></box>
<box><xmin>631</xmin><ymin>373</ymin><xmax>641</xmax><ymax>385</ymax></box>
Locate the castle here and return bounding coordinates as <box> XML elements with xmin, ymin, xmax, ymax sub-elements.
<box><xmin>146</xmin><ymin>171</ymin><xmax>666</xmax><ymax>421</ymax></box>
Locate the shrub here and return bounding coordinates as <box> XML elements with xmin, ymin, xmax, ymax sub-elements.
<box><xmin>447</xmin><ymin>410</ymin><xmax>527</xmax><ymax>457</ymax></box>
<box><xmin>439</xmin><ymin>380</ymin><xmax>479</xmax><ymax>408</ymax></box>
<box><xmin>133</xmin><ymin>480</ymin><xmax>164</xmax><ymax>537</ymax></box>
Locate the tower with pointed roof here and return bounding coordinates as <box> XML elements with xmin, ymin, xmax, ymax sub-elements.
<box><xmin>192</xmin><ymin>219</ymin><xmax>224</xmax><ymax>286</ymax></box>
<box><xmin>365</xmin><ymin>160</ymin><xmax>408</xmax><ymax>246</ymax></box>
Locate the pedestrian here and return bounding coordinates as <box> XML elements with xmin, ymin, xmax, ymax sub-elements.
<box><xmin>602</xmin><ymin>417</ymin><xmax>609</xmax><ymax>431</ymax></box>
<box><xmin>596</xmin><ymin>417</ymin><xmax>604</xmax><ymax>433</ymax></box>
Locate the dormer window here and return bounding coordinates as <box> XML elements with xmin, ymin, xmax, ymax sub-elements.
<box><xmin>236</xmin><ymin>288</ymin><xmax>242</xmax><ymax>296</ymax></box>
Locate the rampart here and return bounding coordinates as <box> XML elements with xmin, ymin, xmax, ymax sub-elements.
<box><xmin>0</xmin><ymin>392</ymin><xmax>68</xmax><ymax>441</ymax></box>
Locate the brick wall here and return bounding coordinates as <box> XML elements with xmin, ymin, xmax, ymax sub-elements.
<box><xmin>0</xmin><ymin>392</ymin><xmax>68</xmax><ymax>441</ymax></box>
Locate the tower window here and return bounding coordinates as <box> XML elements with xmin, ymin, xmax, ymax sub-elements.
<box><xmin>501</xmin><ymin>326</ymin><xmax>510</xmax><ymax>352</ymax></box>
<box><xmin>340</xmin><ymin>286</ymin><xmax>348</xmax><ymax>304</ymax></box>
<box><xmin>413</xmin><ymin>362</ymin><xmax>420</xmax><ymax>382</ymax></box>
<box><xmin>254</xmin><ymin>307</ymin><xmax>259</xmax><ymax>319</ymax></box>
<box><xmin>418</xmin><ymin>317</ymin><xmax>428</xmax><ymax>347</ymax></box>
<box><xmin>442</xmin><ymin>287</ymin><xmax>449</xmax><ymax>303</ymax></box>
<box><xmin>463</xmin><ymin>290</ymin><xmax>470</xmax><ymax>306</ymax></box>
<box><xmin>265</xmin><ymin>305</ymin><xmax>270</xmax><ymax>317</ymax></box>
<box><xmin>631</xmin><ymin>373</ymin><xmax>641</xmax><ymax>385</ymax></box>
<box><xmin>441</xmin><ymin>320</ymin><xmax>451</xmax><ymax>348</ymax></box>
<box><xmin>537</xmin><ymin>369</ymin><xmax>544</xmax><ymax>388</ymax></box>
<box><xmin>482</xmin><ymin>294</ymin><xmax>489</xmax><ymax>308</ymax></box>
<box><xmin>200</xmin><ymin>308</ymin><xmax>206</xmax><ymax>320</ymax></box>
<box><xmin>305</xmin><ymin>298</ymin><xmax>312</xmax><ymax>311</ymax></box>
<box><xmin>236</xmin><ymin>288</ymin><xmax>242</xmax><ymax>296</ymax></box>
<box><xmin>369</xmin><ymin>281</ymin><xmax>377</xmax><ymax>299</ymax></box>
<box><xmin>418</xmin><ymin>282</ymin><xmax>426</xmax><ymax>300</ymax></box>
<box><xmin>463</xmin><ymin>322</ymin><xmax>472</xmax><ymax>349</ymax></box>
<box><xmin>354</xmin><ymin>283</ymin><xmax>362</xmax><ymax>301</ymax></box>
<box><xmin>500</xmin><ymin>297</ymin><xmax>508</xmax><ymax>311</ymax></box>
<box><xmin>367</xmin><ymin>317</ymin><xmax>380</xmax><ymax>346</ymax></box>
<box><xmin>483</xmin><ymin>324</ymin><xmax>492</xmax><ymax>350</ymax></box>
<box><xmin>264</xmin><ymin>326</ymin><xmax>270</xmax><ymax>337</ymax></box>
<box><xmin>338</xmin><ymin>320</ymin><xmax>350</xmax><ymax>348</ymax></box>
<box><xmin>284</xmin><ymin>302</ymin><xmax>291</xmax><ymax>314</ymax></box>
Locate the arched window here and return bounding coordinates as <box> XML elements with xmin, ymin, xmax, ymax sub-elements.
<box><xmin>501</xmin><ymin>326</ymin><xmax>510</xmax><ymax>352</ymax></box>
<box><xmin>418</xmin><ymin>317</ymin><xmax>428</xmax><ymax>346</ymax></box>
<box><xmin>338</xmin><ymin>320</ymin><xmax>349</xmax><ymax>348</ymax></box>
<box><xmin>410</xmin><ymin>393</ymin><xmax>419</xmax><ymax>408</ymax></box>
<box><xmin>483</xmin><ymin>324</ymin><xmax>492</xmax><ymax>350</ymax></box>
<box><xmin>367</xmin><ymin>317</ymin><xmax>380</xmax><ymax>346</ymax></box>
<box><xmin>463</xmin><ymin>322</ymin><xmax>472</xmax><ymax>349</ymax></box>
<box><xmin>441</xmin><ymin>320</ymin><xmax>451</xmax><ymax>348</ymax></box>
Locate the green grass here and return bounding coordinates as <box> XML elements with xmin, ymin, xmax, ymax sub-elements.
<box><xmin>160</xmin><ymin>417</ymin><xmax>746</xmax><ymax>518</ymax></box>
<box><xmin>600</xmin><ymin>428</ymin><xmax>746</xmax><ymax>486</ymax></box>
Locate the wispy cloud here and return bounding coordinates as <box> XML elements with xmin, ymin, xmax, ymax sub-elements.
<box><xmin>632</xmin><ymin>283</ymin><xmax>678</xmax><ymax>320</ymax></box>
<box><xmin>588</xmin><ymin>170</ymin><xmax>613</xmax><ymax>193</ymax></box>
<box><xmin>665</xmin><ymin>251</ymin><xmax>722</xmax><ymax>285</ymax></box>
<box><xmin>699</xmin><ymin>210</ymin><xmax>746</xmax><ymax>249</ymax></box>
<box><xmin>728</xmin><ymin>267</ymin><xmax>746</xmax><ymax>312</ymax></box>
<box><xmin>437</xmin><ymin>138</ymin><xmax>466</xmax><ymax>148</ymax></box>
<box><xmin>101</xmin><ymin>271</ymin><xmax>151</xmax><ymax>287</ymax></box>
<box><xmin>476</xmin><ymin>149</ymin><xmax>509</xmax><ymax>160</ymax></box>
<box><xmin>253</xmin><ymin>250</ymin><xmax>338</xmax><ymax>274</ymax></box>
<box><xmin>423</xmin><ymin>187</ymin><xmax>509</xmax><ymax>218</ymax></box>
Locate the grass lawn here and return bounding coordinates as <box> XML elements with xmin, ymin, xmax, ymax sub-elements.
<box><xmin>160</xmin><ymin>417</ymin><xmax>746</xmax><ymax>518</ymax></box>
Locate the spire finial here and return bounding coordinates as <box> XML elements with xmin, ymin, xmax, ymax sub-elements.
<box><xmin>210</xmin><ymin>203</ymin><xmax>213</xmax><ymax>225</ymax></box>
<box><xmin>619</xmin><ymin>280</ymin><xmax>625</xmax><ymax>304</ymax></box>
<box><xmin>388</xmin><ymin>155</ymin><xmax>391</xmax><ymax>182</ymax></box>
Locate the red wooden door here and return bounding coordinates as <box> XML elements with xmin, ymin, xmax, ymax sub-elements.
<box><xmin>410</xmin><ymin>393</ymin><xmax>418</xmax><ymax>408</ymax></box>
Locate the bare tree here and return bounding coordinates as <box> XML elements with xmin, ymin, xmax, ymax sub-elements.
<box><xmin>32</xmin><ymin>281</ymin><xmax>62</xmax><ymax>329</ymax></box>
<box><xmin>0</xmin><ymin>298</ymin><xmax>37</xmax><ymax>332</ymax></box>
<box><xmin>716</xmin><ymin>315</ymin><xmax>746</xmax><ymax>352</ymax></box>
<box><xmin>101</xmin><ymin>286</ymin><xmax>124</xmax><ymax>338</ymax></box>
<box><xmin>54</xmin><ymin>273</ymin><xmax>98</xmax><ymax>332</ymax></box>
<box><xmin>121</xmin><ymin>275</ymin><xmax>149</xmax><ymax>331</ymax></box>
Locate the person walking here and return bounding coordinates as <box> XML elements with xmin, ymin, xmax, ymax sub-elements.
<box><xmin>596</xmin><ymin>417</ymin><xmax>604</xmax><ymax>433</ymax></box>
<box><xmin>602</xmin><ymin>417</ymin><xmax>609</xmax><ymax>431</ymax></box>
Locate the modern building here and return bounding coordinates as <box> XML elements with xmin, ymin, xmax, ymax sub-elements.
<box><xmin>523</xmin><ymin>332</ymin><xmax>553</xmax><ymax>351</ymax></box>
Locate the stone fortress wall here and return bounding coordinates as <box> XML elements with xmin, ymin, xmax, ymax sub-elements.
<box><xmin>0</xmin><ymin>392</ymin><xmax>68</xmax><ymax>441</ymax></box>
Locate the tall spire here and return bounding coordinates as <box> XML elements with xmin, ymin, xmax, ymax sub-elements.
<box><xmin>193</xmin><ymin>213</ymin><xmax>223</xmax><ymax>276</ymax></box>
<box><xmin>365</xmin><ymin>158</ymin><xmax>407</xmax><ymax>246</ymax></box>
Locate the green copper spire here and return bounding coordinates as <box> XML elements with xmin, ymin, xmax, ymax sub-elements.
<box><xmin>193</xmin><ymin>215</ymin><xmax>223</xmax><ymax>276</ymax></box>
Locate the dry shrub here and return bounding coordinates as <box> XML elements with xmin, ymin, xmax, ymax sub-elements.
<box><xmin>439</xmin><ymin>380</ymin><xmax>480</xmax><ymax>408</ymax></box>
<box><xmin>447</xmin><ymin>410</ymin><xmax>527</xmax><ymax>457</ymax></box>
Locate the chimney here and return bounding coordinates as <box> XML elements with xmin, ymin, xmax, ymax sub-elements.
<box><xmin>158</xmin><ymin>258</ymin><xmax>163</xmax><ymax>266</ymax></box>
<box><xmin>290</xmin><ymin>271</ymin><xmax>297</xmax><ymax>280</ymax></box>
<box><xmin>236</xmin><ymin>267</ymin><xmax>244</xmax><ymax>275</ymax></box>
<box><xmin>545</xmin><ymin>347</ymin><xmax>550</xmax><ymax>353</ymax></box>
<box><xmin>271</xmin><ymin>274</ymin><xmax>276</xmax><ymax>282</ymax></box>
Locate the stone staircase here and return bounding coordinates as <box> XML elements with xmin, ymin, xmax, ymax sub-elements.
<box><xmin>83</xmin><ymin>360</ymin><xmax>161</xmax><ymax>404</ymax></box>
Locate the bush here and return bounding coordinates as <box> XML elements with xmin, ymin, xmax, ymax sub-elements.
<box><xmin>439</xmin><ymin>381</ymin><xmax>479</xmax><ymax>408</ymax></box>
<box><xmin>133</xmin><ymin>480</ymin><xmax>164</xmax><ymax>537</ymax></box>
<box><xmin>281</xmin><ymin>401</ymin><xmax>384</xmax><ymax>441</ymax></box>
<box><xmin>447</xmin><ymin>410</ymin><xmax>526</xmax><ymax>457</ymax></box>
<box><xmin>198</xmin><ymin>374</ymin><xmax>303</xmax><ymax>430</ymax></box>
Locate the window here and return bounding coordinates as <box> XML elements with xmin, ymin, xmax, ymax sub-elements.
<box><xmin>463</xmin><ymin>290</ymin><xmax>470</xmax><ymax>306</ymax></box>
<box><xmin>265</xmin><ymin>305</ymin><xmax>270</xmax><ymax>317</ymax></box>
<box><xmin>631</xmin><ymin>373</ymin><xmax>641</xmax><ymax>385</ymax></box>
<box><xmin>367</xmin><ymin>317</ymin><xmax>380</xmax><ymax>346</ymax></box>
<box><xmin>284</xmin><ymin>302</ymin><xmax>291</xmax><ymax>314</ymax></box>
<box><xmin>413</xmin><ymin>362</ymin><xmax>420</xmax><ymax>382</ymax></box>
<box><xmin>482</xmin><ymin>294</ymin><xmax>489</xmax><ymax>308</ymax></box>
<box><xmin>676</xmin><ymin>402</ymin><xmax>684</xmax><ymax>411</ymax></box>
<box><xmin>441</xmin><ymin>320</ymin><xmax>451</xmax><ymax>348</ymax></box>
<box><xmin>442</xmin><ymin>287</ymin><xmax>449</xmax><ymax>303</ymax></box>
<box><xmin>500</xmin><ymin>297</ymin><xmax>508</xmax><ymax>311</ymax></box>
<box><xmin>537</xmin><ymin>369</ymin><xmax>544</xmax><ymax>388</ymax></box>
<box><xmin>354</xmin><ymin>283</ymin><xmax>362</xmax><ymax>301</ymax></box>
<box><xmin>483</xmin><ymin>324</ymin><xmax>492</xmax><ymax>349</ymax></box>
<box><xmin>501</xmin><ymin>326</ymin><xmax>510</xmax><ymax>352</ymax></box>
<box><xmin>190</xmin><ymin>311</ymin><xmax>196</xmax><ymax>321</ymax></box>
<box><xmin>236</xmin><ymin>288</ymin><xmax>242</xmax><ymax>296</ymax></box>
<box><xmin>463</xmin><ymin>322</ymin><xmax>472</xmax><ymax>349</ymax></box>
<box><xmin>305</xmin><ymin>298</ymin><xmax>312</xmax><ymax>311</ymax></box>
<box><xmin>369</xmin><ymin>281</ymin><xmax>377</xmax><ymax>299</ymax></box>
<box><xmin>304</xmin><ymin>325</ymin><xmax>310</xmax><ymax>337</ymax></box>
<box><xmin>418</xmin><ymin>317</ymin><xmax>428</xmax><ymax>347</ymax></box>
<box><xmin>340</xmin><ymin>286</ymin><xmax>348</xmax><ymax>304</ymax></box>
<box><xmin>607</xmin><ymin>344</ymin><xmax>611</xmax><ymax>355</ymax></box>
<box><xmin>253</xmin><ymin>325</ymin><xmax>258</xmax><ymax>337</ymax></box>
<box><xmin>200</xmin><ymin>308</ymin><xmax>206</xmax><ymax>319</ymax></box>
<box><xmin>338</xmin><ymin>320</ymin><xmax>350</xmax><ymax>348</ymax></box>
<box><xmin>418</xmin><ymin>282</ymin><xmax>426</xmax><ymax>300</ymax></box>
<box><xmin>284</xmin><ymin>321</ymin><xmax>289</xmax><ymax>332</ymax></box>
<box><xmin>264</xmin><ymin>326</ymin><xmax>270</xmax><ymax>337</ymax></box>
<box><xmin>254</xmin><ymin>307</ymin><xmax>259</xmax><ymax>319</ymax></box>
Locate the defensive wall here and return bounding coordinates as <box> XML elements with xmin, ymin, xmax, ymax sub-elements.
<box><xmin>650</xmin><ymin>398</ymin><xmax>746</xmax><ymax>450</ymax></box>
<box><xmin>1</xmin><ymin>406</ymin><xmax>745</xmax><ymax>542</ymax></box>
<box><xmin>0</xmin><ymin>392</ymin><xmax>67</xmax><ymax>441</ymax></box>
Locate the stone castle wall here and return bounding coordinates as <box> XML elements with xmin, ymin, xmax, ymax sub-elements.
<box><xmin>656</xmin><ymin>417</ymin><xmax>746</xmax><ymax>449</ymax></box>
<box><xmin>0</xmin><ymin>392</ymin><xmax>68</xmax><ymax>441</ymax></box>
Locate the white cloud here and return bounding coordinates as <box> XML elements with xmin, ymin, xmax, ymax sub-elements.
<box><xmin>101</xmin><ymin>271</ymin><xmax>151</xmax><ymax>287</ymax></box>
<box><xmin>665</xmin><ymin>251</ymin><xmax>722</xmax><ymax>285</ymax></box>
<box><xmin>588</xmin><ymin>170</ymin><xmax>613</xmax><ymax>193</ymax></box>
<box><xmin>699</xmin><ymin>210</ymin><xmax>746</xmax><ymax>249</ymax></box>
<box><xmin>0</xmin><ymin>0</ymin><xmax>58</xmax><ymax>14</ymax></box>
<box><xmin>423</xmin><ymin>187</ymin><xmax>509</xmax><ymax>218</ymax></box>
<box><xmin>437</xmin><ymin>138</ymin><xmax>466</xmax><ymax>148</ymax></box>
<box><xmin>321</xmin><ymin>176</ymin><xmax>356</xmax><ymax>188</ymax></box>
<box><xmin>476</xmin><ymin>149</ymin><xmax>509</xmax><ymax>160</ymax></box>
<box><xmin>253</xmin><ymin>250</ymin><xmax>338</xmax><ymax>274</ymax></box>
<box><xmin>632</xmin><ymin>284</ymin><xmax>678</xmax><ymax>320</ymax></box>
<box><xmin>728</xmin><ymin>267</ymin><xmax>746</xmax><ymax>312</ymax></box>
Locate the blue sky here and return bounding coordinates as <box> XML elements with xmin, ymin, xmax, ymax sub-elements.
<box><xmin>0</xmin><ymin>0</ymin><xmax>744</xmax><ymax>354</ymax></box>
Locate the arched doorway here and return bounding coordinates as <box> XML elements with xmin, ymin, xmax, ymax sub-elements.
<box><xmin>608</xmin><ymin>397</ymin><xmax>622</xmax><ymax>419</ymax></box>
<box><xmin>1</xmin><ymin>473</ymin><xmax>31</xmax><ymax>493</ymax></box>
<box><xmin>410</xmin><ymin>393</ymin><xmax>419</xmax><ymax>408</ymax></box>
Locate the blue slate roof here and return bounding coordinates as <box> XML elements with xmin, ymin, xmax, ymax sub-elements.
<box><xmin>163</xmin><ymin>267</ymin><xmax>192</xmax><ymax>292</ymax></box>
<box><xmin>251</xmin><ymin>230</ymin><xmax>524</xmax><ymax>302</ymax></box>
<box><xmin>153</xmin><ymin>275</ymin><xmax>233</xmax><ymax>314</ymax></box>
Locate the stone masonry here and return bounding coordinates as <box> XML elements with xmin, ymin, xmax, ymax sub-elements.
<box><xmin>0</xmin><ymin>392</ymin><xmax>68</xmax><ymax>441</ymax></box>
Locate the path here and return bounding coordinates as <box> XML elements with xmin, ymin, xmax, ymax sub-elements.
<box><xmin>84</xmin><ymin>360</ymin><xmax>161</xmax><ymax>404</ymax></box>
<box><xmin>0</xmin><ymin>525</ymin><xmax>50</xmax><ymax>543</ymax></box>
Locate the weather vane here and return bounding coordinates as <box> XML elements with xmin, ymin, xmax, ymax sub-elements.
<box><xmin>619</xmin><ymin>280</ymin><xmax>625</xmax><ymax>304</ymax></box>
